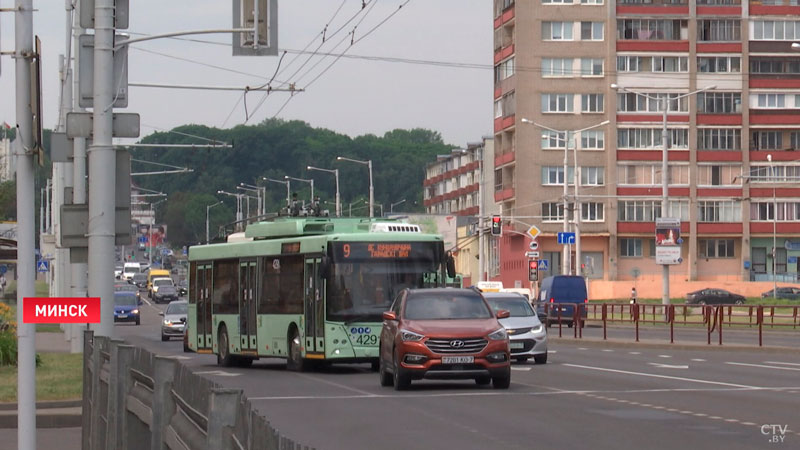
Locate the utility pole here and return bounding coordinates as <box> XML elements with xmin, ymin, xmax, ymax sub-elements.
<box><xmin>88</xmin><ymin>0</ymin><xmax>116</xmax><ymax>337</ymax></box>
<box><xmin>478</xmin><ymin>147</ymin><xmax>485</xmax><ymax>282</ymax></box>
<box><xmin>15</xmin><ymin>1</ymin><xmax>37</xmax><ymax>447</ymax></box>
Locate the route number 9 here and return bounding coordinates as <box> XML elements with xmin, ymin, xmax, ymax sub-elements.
<box><xmin>343</xmin><ymin>244</ymin><xmax>350</xmax><ymax>258</ymax></box>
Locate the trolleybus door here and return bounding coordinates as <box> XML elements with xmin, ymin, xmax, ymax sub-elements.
<box><xmin>239</xmin><ymin>260</ymin><xmax>258</xmax><ymax>351</ymax></box>
<box><xmin>304</xmin><ymin>257</ymin><xmax>325</xmax><ymax>355</ymax></box>
<box><xmin>197</xmin><ymin>264</ymin><xmax>213</xmax><ymax>349</ymax></box>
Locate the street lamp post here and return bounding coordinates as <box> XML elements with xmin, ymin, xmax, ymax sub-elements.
<box><xmin>307</xmin><ymin>166</ymin><xmax>341</xmax><ymax>217</ymax></box>
<box><xmin>264</xmin><ymin>177</ymin><xmax>291</xmax><ymax>210</ymax></box>
<box><xmin>611</xmin><ymin>84</ymin><xmax>716</xmax><ymax>307</ymax></box>
<box><xmin>285</xmin><ymin>175</ymin><xmax>314</xmax><ymax>206</ymax></box>
<box><xmin>240</xmin><ymin>182</ymin><xmax>265</xmax><ymax>216</ymax></box>
<box><xmin>149</xmin><ymin>198</ymin><xmax>167</xmax><ymax>266</ymax></box>
<box><xmin>390</xmin><ymin>199</ymin><xmax>406</xmax><ymax>214</ymax></box>
<box><xmin>337</xmin><ymin>156</ymin><xmax>374</xmax><ymax>218</ymax></box>
<box><xmin>768</xmin><ymin>154</ymin><xmax>778</xmax><ymax>297</ymax></box>
<box><xmin>349</xmin><ymin>199</ymin><xmax>365</xmax><ymax>217</ymax></box>
<box><xmin>521</xmin><ymin>118</ymin><xmax>609</xmax><ymax>276</ymax></box>
<box><xmin>218</xmin><ymin>190</ymin><xmax>244</xmax><ymax>229</ymax></box>
<box><xmin>206</xmin><ymin>201</ymin><xmax>223</xmax><ymax>244</ymax></box>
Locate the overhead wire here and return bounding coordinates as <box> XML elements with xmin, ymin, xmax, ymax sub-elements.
<box><xmin>141</xmin><ymin>123</ymin><xmax>225</xmax><ymax>144</ymax></box>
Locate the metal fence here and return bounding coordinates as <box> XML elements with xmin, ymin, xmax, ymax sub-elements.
<box><xmin>542</xmin><ymin>302</ymin><xmax>800</xmax><ymax>347</ymax></box>
<box><xmin>82</xmin><ymin>330</ymin><xmax>313</xmax><ymax>450</ymax></box>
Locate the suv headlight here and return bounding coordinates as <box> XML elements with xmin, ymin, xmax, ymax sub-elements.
<box><xmin>400</xmin><ymin>330</ymin><xmax>424</xmax><ymax>342</ymax></box>
<box><xmin>488</xmin><ymin>328</ymin><xmax>508</xmax><ymax>341</ymax></box>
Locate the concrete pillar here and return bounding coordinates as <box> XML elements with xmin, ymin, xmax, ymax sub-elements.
<box><xmin>150</xmin><ymin>356</ymin><xmax>177</xmax><ymax>450</ymax></box>
<box><xmin>207</xmin><ymin>389</ymin><xmax>242</xmax><ymax>450</ymax></box>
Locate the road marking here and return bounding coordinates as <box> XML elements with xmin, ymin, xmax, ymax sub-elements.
<box><xmin>726</xmin><ymin>362</ymin><xmax>800</xmax><ymax>372</ymax></box>
<box><xmin>658</xmin><ymin>354</ymin><xmax>672</xmax><ymax>358</ymax></box>
<box><xmin>578</xmin><ymin>347</ymin><xmax>588</xmax><ymax>351</ymax></box>
<box><xmin>511</xmin><ymin>367</ymin><xmax>532</xmax><ymax>372</ymax></box>
<box><xmin>764</xmin><ymin>361</ymin><xmax>800</xmax><ymax>367</ymax></box>
<box><xmin>601</xmin><ymin>349</ymin><xmax>614</xmax><ymax>352</ymax></box>
<box><xmin>296</xmin><ymin>372</ymin><xmax>377</xmax><ymax>397</ymax></box>
<box><xmin>648</xmin><ymin>363</ymin><xmax>689</xmax><ymax>369</ymax></box>
<box><xmin>628</xmin><ymin>352</ymin><xmax>641</xmax><ymax>355</ymax></box>
<box><xmin>563</xmin><ymin>363</ymin><xmax>759</xmax><ymax>388</ymax></box>
<box><xmin>691</xmin><ymin>358</ymin><xmax>706</xmax><ymax>362</ymax></box>
<box><xmin>194</xmin><ymin>370</ymin><xmax>241</xmax><ymax>377</ymax></box>
<box><xmin>164</xmin><ymin>355</ymin><xmax>191</xmax><ymax>360</ymax></box>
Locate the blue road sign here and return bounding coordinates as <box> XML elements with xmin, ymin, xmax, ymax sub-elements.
<box><xmin>138</xmin><ymin>235</ymin><xmax>147</xmax><ymax>243</ymax></box>
<box><xmin>182</xmin><ymin>246</ymin><xmax>188</xmax><ymax>256</ymax></box>
<box><xmin>161</xmin><ymin>248</ymin><xmax>170</xmax><ymax>256</ymax></box>
<box><xmin>538</xmin><ymin>259</ymin><xmax>549</xmax><ymax>271</ymax></box>
<box><xmin>789</xmin><ymin>256</ymin><xmax>798</xmax><ymax>264</ymax></box>
<box><xmin>36</xmin><ymin>260</ymin><xmax>49</xmax><ymax>272</ymax></box>
<box><xmin>0</xmin><ymin>265</ymin><xmax>6</xmax><ymax>274</ymax></box>
<box><xmin>557</xmin><ymin>232</ymin><xmax>576</xmax><ymax>245</ymax></box>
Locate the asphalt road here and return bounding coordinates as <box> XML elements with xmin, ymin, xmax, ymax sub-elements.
<box><xmin>114</xmin><ymin>299</ymin><xmax>800</xmax><ymax>450</ymax></box>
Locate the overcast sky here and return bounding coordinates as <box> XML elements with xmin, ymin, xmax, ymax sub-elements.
<box><xmin>0</xmin><ymin>0</ymin><xmax>492</xmax><ymax>147</ymax></box>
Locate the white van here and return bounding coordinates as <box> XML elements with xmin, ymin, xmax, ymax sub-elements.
<box><xmin>122</xmin><ymin>262</ymin><xmax>141</xmax><ymax>281</ymax></box>
<box><xmin>501</xmin><ymin>288</ymin><xmax>533</xmax><ymax>302</ymax></box>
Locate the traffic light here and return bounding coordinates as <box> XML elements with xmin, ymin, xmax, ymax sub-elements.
<box><xmin>491</xmin><ymin>215</ymin><xmax>502</xmax><ymax>236</ymax></box>
<box><xmin>528</xmin><ymin>259</ymin><xmax>539</xmax><ymax>281</ymax></box>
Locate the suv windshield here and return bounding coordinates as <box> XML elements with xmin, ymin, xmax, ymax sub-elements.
<box><xmin>404</xmin><ymin>293</ymin><xmax>492</xmax><ymax>320</ymax></box>
<box><xmin>485</xmin><ymin>296</ymin><xmax>535</xmax><ymax>317</ymax></box>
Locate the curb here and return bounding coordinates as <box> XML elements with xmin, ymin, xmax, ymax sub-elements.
<box><xmin>549</xmin><ymin>336</ymin><xmax>800</xmax><ymax>354</ymax></box>
<box><xmin>0</xmin><ymin>400</ymin><xmax>83</xmax><ymax>429</ymax></box>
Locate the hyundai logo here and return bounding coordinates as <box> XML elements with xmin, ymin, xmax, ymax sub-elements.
<box><xmin>449</xmin><ymin>340</ymin><xmax>465</xmax><ymax>348</ymax></box>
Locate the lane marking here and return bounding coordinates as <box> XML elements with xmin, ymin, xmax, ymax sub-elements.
<box><xmin>602</xmin><ymin>349</ymin><xmax>614</xmax><ymax>352</ymax></box>
<box><xmin>295</xmin><ymin>372</ymin><xmax>378</xmax><ymax>397</ymax></box>
<box><xmin>764</xmin><ymin>361</ymin><xmax>800</xmax><ymax>367</ymax></box>
<box><xmin>658</xmin><ymin>355</ymin><xmax>672</xmax><ymax>358</ymax></box>
<box><xmin>648</xmin><ymin>363</ymin><xmax>689</xmax><ymax>369</ymax></box>
<box><xmin>194</xmin><ymin>370</ymin><xmax>241</xmax><ymax>377</ymax></box>
<box><xmin>511</xmin><ymin>367</ymin><xmax>532</xmax><ymax>372</ymax></box>
<box><xmin>563</xmin><ymin>363</ymin><xmax>759</xmax><ymax>388</ymax></box>
<box><xmin>629</xmin><ymin>352</ymin><xmax>641</xmax><ymax>355</ymax></box>
<box><xmin>725</xmin><ymin>362</ymin><xmax>800</xmax><ymax>372</ymax></box>
<box><xmin>578</xmin><ymin>347</ymin><xmax>588</xmax><ymax>351</ymax></box>
<box><xmin>691</xmin><ymin>359</ymin><xmax>706</xmax><ymax>362</ymax></box>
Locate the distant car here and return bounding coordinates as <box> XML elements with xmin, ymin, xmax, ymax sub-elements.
<box><xmin>483</xmin><ymin>292</ymin><xmax>548</xmax><ymax>364</ymax></box>
<box><xmin>538</xmin><ymin>275</ymin><xmax>588</xmax><ymax>327</ymax></box>
<box><xmin>114</xmin><ymin>264</ymin><xmax>123</xmax><ymax>279</ymax></box>
<box><xmin>686</xmin><ymin>288</ymin><xmax>745</xmax><ymax>305</ymax></box>
<box><xmin>122</xmin><ymin>262</ymin><xmax>141</xmax><ymax>282</ymax></box>
<box><xmin>378</xmin><ymin>288</ymin><xmax>511</xmax><ymax>390</ymax></box>
<box><xmin>152</xmin><ymin>285</ymin><xmax>179</xmax><ymax>304</ymax></box>
<box><xmin>113</xmin><ymin>292</ymin><xmax>140</xmax><ymax>325</ymax></box>
<box><xmin>131</xmin><ymin>273</ymin><xmax>149</xmax><ymax>290</ymax></box>
<box><xmin>151</xmin><ymin>277</ymin><xmax>175</xmax><ymax>299</ymax></box>
<box><xmin>138</xmin><ymin>241</ymin><xmax>146</xmax><ymax>251</ymax></box>
<box><xmin>177</xmin><ymin>279</ymin><xmax>188</xmax><ymax>297</ymax></box>
<box><xmin>761</xmin><ymin>287</ymin><xmax>800</xmax><ymax>300</ymax></box>
<box><xmin>114</xmin><ymin>283</ymin><xmax>141</xmax><ymax>304</ymax></box>
<box><xmin>160</xmin><ymin>300</ymin><xmax>187</xmax><ymax>341</ymax></box>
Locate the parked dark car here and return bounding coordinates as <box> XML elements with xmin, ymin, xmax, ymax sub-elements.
<box><xmin>761</xmin><ymin>287</ymin><xmax>800</xmax><ymax>300</ymax></box>
<box><xmin>378</xmin><ymin>288</ymin><xmax>511</xmax><ymax>390</ymax></box>
<box><xmin>686</xmin><ymin>288</ymin><xmax>745</xmax><ymax>305</ymax></box>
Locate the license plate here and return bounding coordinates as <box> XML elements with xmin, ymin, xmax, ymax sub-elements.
<box><xmin>510</xmin><ymin>342</ymin><xmax>524</xmax><ymax>349</ymax></box>
<box><xmin>118</xmin><ymin>314</ymin><xmax>127</xmax><ymax>318</ymax></box>
<box><xmin>442</xmin><ymin>356</ymin><xmax>473</xmax><ymax>364</ymax></box>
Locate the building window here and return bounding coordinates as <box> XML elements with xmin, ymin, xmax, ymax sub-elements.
<box><xmin>752</xmin><ymin>131</ymin><xmax>783</xmax><ymax>150</ymax></box>
<box><xmin>580</xmin><ymin>0</ymin><xmax>604</xmax><ymax>3</ymax></box>
<box><xmin>753</xmin><ymin>20</ymin><xmax>800</xmax><ymax>41</ymax></box>
<box><xmin>580</xmin><ymin>58</ymin><xmax>603</xmax><ymax>76</ymax></box>
<box><xmin>756</xmin><ymin>94</ymin><xmax>786</xmax><ymax>109</ymax></box>
<box><xmin>542</xmin><ymin>21</ymin><xmax>574</xmax><ymax>41</ymax></box>
<box><xmin>750</xmin><ymin>58</ymin><xmax>800</xmax><ymax>74</ymax></box>
<box><xmin>617</xmin><ymin>128</ymin><xmax>689</xmax><ymax>149</ymax></box>
<box><xmin>581</xmin><ymin>167</ymin><xmax>605</xmax><ymax>186</ymax></box>
<box><xmin>698</xmin><ymin>19</ymin><xmax>741</xmax><ymax>41</ymax></box>
<box><xmin>699</xmin><ymin>239</ymin><xmax>735</xmax><ymax>258</ymax></box>
<box><xmin>542</xmin><ymin>203</ymin><xmax>565</xmax><ymax>222</ymax></box>
<box><xmin>617</xmin><ymin>92</ymin><xmax>688</xmax><ymax>112</ymax></box>
<box><xmin>618</xmin><ymin>200</ymin><xmax>661</xmax><ymax>222</ymax></box>
<box><xmin>495</xmin><ymin>91</ymin><xmax>516</xmax><ymax>118</ymax></box>
<box><xmin>542</xmin><ymin>93</ymin><xmax>574</xmax><ymax>113</ymax></box>
<box><xmin>581</xmin><ymin>130</ymin><xmax>604</xmax><ymax>150</ymax></box>
<box><xmin>542</xmin><ymin>58</ymin><xmax>574</xmax><ymax>77</ymax></box>
<box><xmin>697</xmin><ymin>165</ymin><xmax>741</xmax><ymax>186</ymax></box>
<box><xmin>616</xmin><ymin>19</ymin><xmax>688</xmax><ymax>41</ymax></box>
<box><xmin>617</xmin><ymin>56</ymin><xmax>640</xmax><ymax>72</ymax></box>
<box><xmin>542</xmin><ymin>0</ymin><xmax>573</xmax><ymax>3</ymax></box>
<box><xmin>698</xmin><ymin>56</ymin><xmax>741</xmax><ymax>73</ymax></box>
<box><xmin>697</xmin><ymin>92</ymin><xmax>741</xmax><ymax>114</ymax></box>
<box><xmin>581</xmin><ymin>202</ymin><xmax>604</xmax><ymax>221</ymax></box>
<box><xmin>698</xmin><ymin>201</ymin><xmax>742</xmax><ymax>222</ymax></box>
<box><xmin>494</xmin><ymin>57</ymin><xmax>515</xmax><ymax>82</ymax></box>
<box><xmin>542</xmin><ymin>166</ymin><xmax>574</xmax><ymax>185</ymax></box>
<box><xmin>750</xmin><ymin>202</ymin><xmax>800</xmax><ymax>221</ymax></box>
<box><xmin>581</xmin><ymin>94</ymin><xmax>604</xmax><ymax>113</ymax></box>
<box><xmin>749</xmin><ymin>165</ymin><xmax>800</xmax><ymax>182</ymax></box>
<box><xmin>698</xmin><ymin>128</ymin><xmax>741</xmax><ymax>151</ymax></box>
<box><xmin>581</xmin><ymin>22</ymin><xmax>604</xmax><ymax>41</ymax></box>
<box><xmin>667</xmin><ymin>200</ymin><xmax>690</xmax><ymax>221</ymax></box>
<box><xmin>791</xmin><ymin>132</ymin><xmax>800</xmax><ymax>150</ymax></box>
<box><xmin>620</xmin><ymin>238</ymin><xmax>643</xmax><ymax>258</ymax></box>
<box><xmin>618</xmin><ymin>164</ymin><xmax>689</xmax><ymax>185</ymax></box>
<box><xmin>652</xmin><ymin>56</ymin><xmax>689</xmax><ymax>72</ymax></box>
<box><xmin>542</xmin><ymin>130</ymin><xmax>567</xmax><ymax>149</ymax></box>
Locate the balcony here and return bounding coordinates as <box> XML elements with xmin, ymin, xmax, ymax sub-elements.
<box><xmin>494</xmin><ymin>150</ymin><xmax>515</xmax><ymax>167</ymax></box>
<box><xmin>617</xmin><ymin>0</ymin><xmax>689</xmax><ymax>15</ymax></box>
<box><xmin>696</xmin><ymin>0</ymin><xmax>742</xmax><ymax>15</ymax></box>
<box><xmin>750</xmin><ymin>0</ymin><xmax>800</xmax><ymax>15</ymax></box>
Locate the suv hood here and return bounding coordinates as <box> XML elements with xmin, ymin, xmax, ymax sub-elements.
<box><xmin>498</xmin><ymin>316</ymin><xmax>541</xmax><ymax>329</ymax></box>
<box><xmin>403</xmin><ymin>318</ymin><xmax>502</xmax><ymax>338</ymax></box>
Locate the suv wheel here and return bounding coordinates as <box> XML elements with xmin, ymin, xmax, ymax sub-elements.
<box><xmin>534</xmin><ymin>353</ymin><xmax>548</xmax><ymax>364</ymax></box>
<box><xmin>475</xmin><ymin>376</ymin><xmax>491</xmax><ymax>386</ymax></box>
<box><xmin>393</xmin><ymin>349</ymin><xmax>411</xmax><ymax>391</ymax></box>
<box><xmin>379</xmin><ymin>352</ymin><xmax>393</xmax><ymax>387</ymax></box>
<box><xmin>492</xmin><ymin>369</ymin><xmax>511</xmax><ymax>389</ymax></box>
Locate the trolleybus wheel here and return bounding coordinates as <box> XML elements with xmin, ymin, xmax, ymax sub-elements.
<box><xmin>217</xmin><ymin>325</ymin><xmax>234</xmax><ymax>367</ymax></box>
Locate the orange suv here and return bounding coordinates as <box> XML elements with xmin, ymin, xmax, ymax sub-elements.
<box><xmin>378</xmin><ymin>288</ymin><xmax>511</xmax><ymax>390</ymax></box>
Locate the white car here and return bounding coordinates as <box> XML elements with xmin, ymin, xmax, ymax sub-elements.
<box><xmin>122</xmin><ymin>262</ymin><xmax>141</xmax><ymax>281</ymax></box>
<box><xmin>483</xmin><ymin>292</ymin><xmax>548</xmax><ymax>364</ymax></box>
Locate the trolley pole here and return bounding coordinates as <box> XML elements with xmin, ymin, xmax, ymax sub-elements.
<box><xmin>15</xmin><ymin>1</ymin><xmax>37</xmax><ymax>447</ymax></box>
<box><xmin>88</xmin><ymin>0</ymin><xmax>116</xmax><ymax>337</ymax></box>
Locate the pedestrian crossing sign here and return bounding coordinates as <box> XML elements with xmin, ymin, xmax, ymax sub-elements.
<box><xmin>37</xmin><ymin>260</ymin><xmax>49</xmax><ymax>272</ymax></box>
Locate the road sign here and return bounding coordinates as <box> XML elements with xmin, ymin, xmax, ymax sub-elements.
<box><xmin>36</xmin><ymin>260</ymin><xmax>49</xmax><ymax>272</ymax></box>
<box><xmin>525</xmin><ymin>251</ymin><xmax>540</xmax><ymax>258</ymax></box>
<box><xmin>538</xmin><ymin>259</ymin><xmax>549</xmax><ymax>271</ymax></box>
<box><xmin>557</xmin><ymin>232</ymin><xmax>576</xmax><ymax>245</ymax></box>
<box><xmin>0</xmin><ymin>265</ymin><xmax>6</xmax><ymax>274</ymax></box>
<box><xmin>526</xmin><ymin>225</ymin><xmax>541</xmax><ymax>241</ymax></box>
<box><xmin>529</xmin><ymin>241</ymin><xmax>539</xmax><ymax>251</ymax></box>
<box><xmin>182</xmin><ymin>246</ymin><xmax>188</xmax><ymax>256</ymax></box>
<box><xmin>161</xmin><ymin>248</ymin><xmax>170</xmax><ymax>256</ymax></box>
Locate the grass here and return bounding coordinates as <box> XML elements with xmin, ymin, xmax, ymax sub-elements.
<box><xmin>3</xmin><ymin>280</ymin><xmax>51</xmax><ymax>301</ymax></box>
<box><xmin>1</xmin><ymin>303</ymin><xmax>64</xmax><ymax>333</ymax></box>
<box><xmin>0</xmin><ymin>352</ymin><xmax>83</xmax><ymax>402</ymax></box>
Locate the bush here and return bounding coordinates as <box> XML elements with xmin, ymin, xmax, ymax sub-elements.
<box><xmin>0</xmin><ymin>301</ymin><xmax>41</xmax><ymax>367</ymax></box>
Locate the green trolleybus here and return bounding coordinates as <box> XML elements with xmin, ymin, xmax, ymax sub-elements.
<box><xmin>187</xmin><ymin>217</ymin><xmax>454</xmax><ymax>370</ymax></box>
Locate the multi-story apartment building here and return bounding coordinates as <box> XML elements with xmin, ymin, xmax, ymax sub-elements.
<box><xmin>492</xmin><ymin>0</ymin><xmax>800</xmax><ymax>291</ymax></box>
<box><xmin>424</xmin><ymin>138</ymin><xmax>494</xmax><ymax>217</ymax></box>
